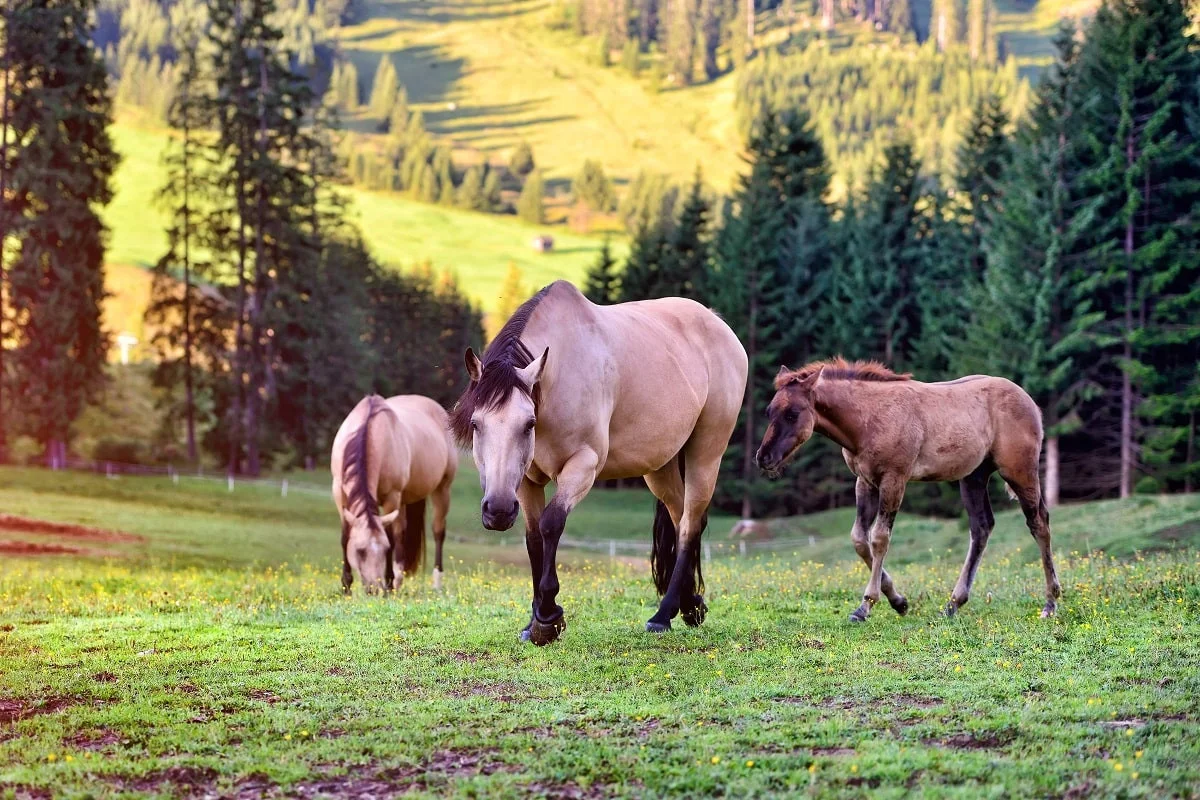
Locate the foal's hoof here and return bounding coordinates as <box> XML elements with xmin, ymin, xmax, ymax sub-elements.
<box><xmin>529</xmin><ymin>616</ymin><xmax>566</xmax><ymax>646</ymax></box>
<box><xmin>848</xmin><ymin>604</ymin><xmax>871</xmax><ymax>624</ymax></box>
<box><xmin>681</xmin><ymin>597</ymin><xmax>708</xmax><ymax>628</ymax></box>
<box><xmin>889</xmin><ymin>595</ymin><xmax>909</xmax><ymax>616</ymax></box>
<box><xmin>943</xmin><ymin>601</ymin><xmax>959</xmax><ymax>618</ymax></box>
<box><xmin>1040</xmin><ymin>602</ymin><xmax>1057</xmax><ymax>619</ymax></box>
<box><xmin>645</xmin><ymin>619</ymin><xmax>672</xmax><ymax>634</ymax></box>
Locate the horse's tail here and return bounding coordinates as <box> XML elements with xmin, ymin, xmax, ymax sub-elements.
<box><xmin>400</xmin><ymin>498</ymin><xmax>426</xmax><ymax>575</ymax></box>
<box><xmin>650</xmin><ymin>451</ymin><xmax>706</xmax><ymax>597</ymax></box>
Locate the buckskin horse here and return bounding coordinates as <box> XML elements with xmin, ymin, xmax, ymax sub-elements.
<box><xmin>451</xmin><ymin>281</ymin><xmax>747</xmax><ymax>645</ymax></box>
<box><xmin>755</xmin><ymin>358</ymin><xmax>1061</xmax><ymax>622</ymax></box>
<box><xmin>331</xmin><ymin>394</ymin><xmax>457</xmax><ymax>594</ymax></box>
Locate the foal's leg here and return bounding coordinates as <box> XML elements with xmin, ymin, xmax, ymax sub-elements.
<box><xmin>850</xmin><ymin>477</ymin><xmax>907</xmax><ymax>615</ymax></box>
<box><xmin>430</xmin><ymin>476</ymin><xmax>452</xmax><ymax>591</ymax></box>
<box><xmin>946</xmin><ymin>466</ymin><xmax>996</xmax><ymax>617</ymax></box>
<box><xmin>530</xmin><ymin>448</ymin><xmax>600</xmax><ymax>646</ymax></box>
<box><xmin>850</xmin><ymin>475</ymin><xmax>906</xmax><ymax>623</ymax></box>
<box><xmin>517</xmin><ymin>477</ymin><xmax>546</xmax><ymax>643</ymax></box>
<box><xmin>647</xmin><ymin>451</ymin><xmax>719</xmax><ymax>633</ymax></box>
<box><xmin>1000</xmin><ymin>470</ymin><xmax>1061</xmax><ymax>618</ymax></box>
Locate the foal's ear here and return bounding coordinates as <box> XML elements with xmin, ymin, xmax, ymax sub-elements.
<box><xmin>517</xmin><ymin>347</ymin><xmax>549</xmax><ymax>389</ymax></box>
<box><xmin>795</xmin><ymin>366</ymin><xmax>823</xmax><ymax>390</ymax></box>
<box><xmin>464</xmin><ymin>347</ymin><xmax>482</xmax><ymax>382</ymax></box>
<box><xmin>379</xmin><ymin>508</ymin><xmax>400</xmax><ymax>526</ymax></box>
<box><xmin>776</xmin><ymin>364</ymin><xmax>792</xmax><ymax>379</ymax></box>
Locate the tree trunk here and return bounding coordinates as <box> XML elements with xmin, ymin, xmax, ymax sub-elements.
<box><xmin>1119</xmin><ymin>135</ymin><xmax>1135</xmax><ymax>499</ymax></box>
<box><xmin>821</xmin><ymin>0</ymin><xmax>834</xmax><ymax>31</ymax></box>
<box><xmin>1044</xmin><ymin>435</ymin><xmax>1059</xmax><ymax>508</ymax></box>
<box><xmin>0</xmin><ymin>21</ymin><xmax>11</xmax><ymax>465</ymax></box>
<box><xmin>244</xmin><ymin>57</ymin><xmax>270</xmax><ymax>477</ymax></box>
<box><xmin>1185</xmin><ymin>411</ymin><xmax>1195</xmax><ymax>495</ymax></box>
<box><xmin>181</xmin><ymin>77</ymin><xmax>197</xmax><ymax>464</ymax></box>
<box><xmin>744</xmin><ymin>0</ymin><xmax>754</xmax><ymax>54</ymax></box>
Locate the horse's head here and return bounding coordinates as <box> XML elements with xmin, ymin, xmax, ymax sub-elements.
<box><xmin>457</xmin><ymin>345</ymin><xmax>548</xmax><ymax>531</ymax></box>
<box><xmin>341</xmin><ymin>507</ymin><xmax>399</xmax><ymax>594</ymax></box>
<box><xmin>756</xmin><ymin>365</ymin><xmax>822</xmax><ymax>476</ymax></box>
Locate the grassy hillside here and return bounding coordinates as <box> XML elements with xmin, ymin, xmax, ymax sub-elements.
<box><xmin>101</xmin><ymin>121</ymin><xmax>621</xmax><ymax>319</ymax></box>
<box><xmin>1</xmin><ymin>471</ymin><xmax>1199</xmax><ymax>797</ymax></box>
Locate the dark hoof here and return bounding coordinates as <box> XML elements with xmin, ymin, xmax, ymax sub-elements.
<box><xmin>1040</xmin><ymin>602</ymin><xmax>1057</xmax><ymax>619</ymax></box>
<box><xmin>889</xmin><ymin>595</ymin><xmax>909</xmax><ymax>616</ymax></box>
<box><xmin>529</xmin><ymin>616</ymin><xmax>566</xmax><ymax>646</ymax></box>
<box><xmin>681</xmin><ymin>597</ymin><xmax>708</xmax><ymax>628</ymax></box>
<box><xmin>848</xmin><ymin>604</ymin><xmax>870</xmax><ymax>623</ymax></box>
<box><xmin>645</xmin><ymin>619</ymin><xmax>672</xmax><ymax>634</ymax></box>
<box><xmin>943</xmin><ymin>601</ymin><xmax>959</xmax><ymax>618</ymax></box>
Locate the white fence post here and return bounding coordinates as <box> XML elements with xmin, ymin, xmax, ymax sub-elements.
<box><xmin>739</xmin><ymin>540</ymin><xmax>747</xmax><ymax>557</ymax></box>
<box><xmin>227</xmin><ymin>474</ymin><xmax>235</xmax><ymax>492</ymax></box>
<box><xmin>703</xmin><ymin>543</ymin><xmax>712</xmax><ymax>563</ymax></box>
<box><xmin>609</xmin><ymin>540</ymin><xmax>616</xmax><ymax>559</ymax></box>
<box><xmin>281</xmin><ymin>479</ymin><xmax>288</xmax><ymax>498</ymax></box>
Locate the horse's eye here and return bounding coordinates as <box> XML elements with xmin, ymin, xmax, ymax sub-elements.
<box><xmin>470</xmin><ymin>419</ymin><xmax>479</xmax><ymax>431</ymax></box>
<box><xmin>783</xmin><ymin>409</ymin><xmax>799</xmax><ymax>423</ymax></box>
<box><xmin>524</xmin><ymin>419</ymin><xmax>536</xmax><ymax>433</ymax></box>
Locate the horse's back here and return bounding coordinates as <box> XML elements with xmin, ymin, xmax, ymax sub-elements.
<box><xmin>384</xmin><ymin>395</ymin><xmax>456</xmax><ymax>493</ymax></box>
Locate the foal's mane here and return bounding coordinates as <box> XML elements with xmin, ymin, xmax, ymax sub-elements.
<box><xmin>343</xmin><ymin>395</ymin><xmax>390</xmax><ymax>520</ymax></box>
<box><xmin>775</xmin><ymin>357</ymin><xmax>912</xmax><ymax>389</ymax></box>
<box><xmin>449</xmin><ymin>283</ymin><xmax>553</xmax><ymax>446</ymax></box>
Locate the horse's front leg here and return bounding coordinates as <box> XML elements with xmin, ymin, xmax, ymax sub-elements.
<box><xmin>516</xmin><ymin>477</ymin><xmax>546</xmax><ymax>642</ymax></box>
<box><xmin>529</xmin><ymin>449</ymin><xmax>599</xmax><ymax>646</ymax></box>
<box><xmin>850</xmin><ymin>476</ymin><xmax>906</xmax><ymax>623</ymax></box>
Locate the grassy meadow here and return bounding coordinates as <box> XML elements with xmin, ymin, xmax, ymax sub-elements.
<box><xmin>2</xmin><ymin>465</ymin><xmax>1200</xmax><ymax>797</ymax></box>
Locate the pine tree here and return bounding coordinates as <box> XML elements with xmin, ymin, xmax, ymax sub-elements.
<box><xmin>573</xmin><ymin>159</ymin><xmax>616</xmax><ymax>211</ymax></box>
<box><xmin>457</xmin><ymin>165</ymin><xmax>486</xmax><ymax>210</ymax></box>
<box><xmin>708</xmin><ymin>109</ymin><xmax>833</xmax><ymax>518</ymax></box>
<box><xmin>386</xmin><ymin>84</ymin><xmax>408</xmax><ymax>135</ymax></box>
<box><xmin>955</xmin><ymin>95</ymin><xmax>1011</xmax><ymax>281</ymax></box>
<box><xmin>584</xmin><ymin>237</ymin><xmax>621</xmax><ymax>304</ymax></box>
<box><xmin>662</xmin><ymin>166</ymin><xmax>710</xmax><ymax>298</ymax></box>
<box><xmin>509</xmin><ymin>140</ymin><xmax>535</xmax><ymax>177</ymax></box>
<box><xmin>1075</xmin><ymin>0</ymin><xmax>1200</xmax><ymax>496</ymax></box>
<box><xmin>618</xmin><ymin>211</ymin><xmax>671</xmax><ymax>301</ymax></box>
<box><xmin>517</xmin><ymin>169</ymin><xmax>546</xmax><ymax>224</ymax></box>
<box><xmin>481</xmin><ymin>167</ymin><xmax>503</xmax><ymax>212</ymax></box>
<box><xmin>368</xmin><ymin>56</ymin><xmax>399</xmax><ymax>119</ymax></box>
<box><xmin>4</xmin><ymin>0</ymin><xmax>119</xmax><ymax>464</ymax></box>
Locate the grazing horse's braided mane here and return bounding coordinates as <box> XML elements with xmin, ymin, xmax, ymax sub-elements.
<box><xmin>449</xmin><ymin>283</ymin><xmax>553</xmax><ymax>447</ymax></box>
<box><xmin>342</xmin><ymin>396</ymin><xmax>390</xmax><ymax>520</ymax></box>
<box><xmin>775</xmin><ymin>356</ymin><xmax>912</xmax><ymax>389</ymax></box>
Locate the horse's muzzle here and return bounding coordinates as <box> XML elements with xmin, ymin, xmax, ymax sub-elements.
<box><xmin>481</xmin><ymin>498</ymin><xmax>519</xmax><ymax>531</ymax></box>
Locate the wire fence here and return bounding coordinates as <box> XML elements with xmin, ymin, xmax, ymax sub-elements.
<box><xmin>43</xmin><ymin>457</ymin><xmax>834</xmax><ymax>562</ymax></box>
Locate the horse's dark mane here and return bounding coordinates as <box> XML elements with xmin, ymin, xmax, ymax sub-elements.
<box><xmin>449</xmin><ymin>283</ymin><xmax>553</xmax><ymax>446</ymax></box>
<box><xmin>776</xmin><ymin>356</ymin><xmax>912</xmax><ymax>389</ymax></box>
<box><xmin>342</xmin><ymin>396</ymin><xmax>389</xmax><ymax>520</ymax></box>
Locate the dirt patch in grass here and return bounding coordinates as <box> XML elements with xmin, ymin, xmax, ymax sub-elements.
<box><xmin>65</xmin><ymin>729</ymin><xmax>124</xmax><ymax>750</ymax></box>
<box><xmin>811</xmin><ymin>746</ymin><xmax>857</xmax><ymax>756</ymax></box>
<box><xmin>448</xmin><ymin>680</ymin><xmax>524</xmax><ymax>703</ymax></box>
<box><xmin>92</xmin><ymin>671</ymin><xmax>118</xmax><ymax>683</ymax></box>
<box><xmin>247</xmin><ymin>689</ymin><xmax>281</xmax><ymax>704</ymax></box>
<box><xmin>1099</xmin><ymin>719</ymin><xmax>1146</xmax><ymax>729</ymax></box>
<box><xmin>0</xmin><ymin>514</ymin><xmax>143</xmax><ymax>543</ymax></box>
<box><xmin>890</xmin><ymin>694</ymin><xmax>943</xmax><ymax>709</ymax></box>
<box><xmin>523</xmin><ymin>779</ymin><xmax>613</xmax><ymax>798</ymax></box>
<box><xmin>122</xmin><ymin>765</ymin><xmax>219</xmax><ymax>794</ymax></box>
<box><xmin>0</xmin><ymin>541</ymin><xmax>92</xmax><ymax>556</ymax></box>
<box><xmin>4</xmin><ymin>786</ymin><xmax>53</xmax><ymax>800</ymax></box>
<box><xmin>0</xmin><ymin>696</ymin><xmax>82</xmax><ymax>723</ymax></box>
<box><xmin>925</xmin><ymin>731</ymin><xmax>1013</xmax><ymax>750</ymax></box>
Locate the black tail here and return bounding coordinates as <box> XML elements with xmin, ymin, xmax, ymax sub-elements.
<box><xmin>649</xmin><ymin>452</ymin><xmax>706</xmax><ymax>597</ymax></box>
<box><xmin>400</xmin><ymin>499</ymin><xmax>426</xmax><ymax>575</ymax></box>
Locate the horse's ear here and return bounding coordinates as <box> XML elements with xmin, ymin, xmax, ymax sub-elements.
<box><xmin>379</xmin><ymin>509</ymin><xmax>400</xmax><ymax>526</ymax></box>
<box><xmin>517</xmin><ymin>347</ymin><xmax>549</xmax><ymax>389</ymax></box>
<box><xmin>464</xmin><ymin>348</ymin><xmax>482</xmax><ymax>382</ymax></box>
<box><xmin>797</xmin><ymin>366</ymin><xmax>823</xmax><ymax>390</ymax></box>
<box><xmin>776</xmin><ymin>364</ymin><xmax>792</xmax><ymax>379</ymax></box>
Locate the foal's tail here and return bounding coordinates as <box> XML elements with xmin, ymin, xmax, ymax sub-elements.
<box><xmin>650</xmin><ymin>451</ymin><xmax>706</xmax><ymax>597</ymax></box>
<box><xmin>400</xmin><ymin>499</ymin><xmax>426</xmax><ymax>575</ymax></box>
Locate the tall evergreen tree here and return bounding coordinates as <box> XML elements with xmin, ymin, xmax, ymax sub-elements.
<box><xmin>584</xmin><ymin>237</ymin><xmax>621</xmax><ymax>304</ymax></box>
<box><xmin>955</xmin><ymin>94</ymin><xmax>1011</xmax><ymax>281</ymax></box>
<box><xmin>517</xmin><ymin>170</ymin><xmax>546</xmax><ymax>224</ymax></box>
<box><xmin>707</xmin><ymin>110</ymin><xmax>832</xmax><ymax>518</ymax></box>
<box><xmin>4</xmin><ymin>0</ymin><xmax>119</xmax><ymax>464</ymax></box>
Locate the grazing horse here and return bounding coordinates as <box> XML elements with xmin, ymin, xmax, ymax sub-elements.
<box><xmin>331</xmin><ymin>395</ymin><xmax>457</xmax><ymax>594</ymax></box>
<box><xmin>755</xmin><ymin>358</ymin><xmax>1061</xmax><ymax>622</ymax></box>
<box><xmin>450</xmin><ymin>281</ymin><xmax>747</xmax><ymax>645</ymax></box>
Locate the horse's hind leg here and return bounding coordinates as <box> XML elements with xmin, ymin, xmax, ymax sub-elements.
<box><xmin>647</xmin><ymin>447</ymin><xmax>719</xmax><ymax>633</ymax></box>
<box><xmin>850</xmin><ymin>477</ymin><xmax>907</xmax><ymax>615</ymax></box>
<box><xmin>946</xmin><ymin>465</ymin><xmax>995</xmax><ymax>617</ymax></box>
<box><xmin>998</xmin><ymin>461</ymin><xmax>1061</xmax><ymax>617</ymax></box>
<box><xmin>431</xmin><ymin>476</ymin><xmax>452</xmax><ymax>591</ymax></box>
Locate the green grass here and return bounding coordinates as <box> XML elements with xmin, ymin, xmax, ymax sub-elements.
<box><xmin>2</xmin><ymin>468</ymin><xmax>1200</xmax><ymax>797</ymax></box>
<box><xmin>101</xmin><ymin>122</ymin><xmax>623</xmax><ymax>316</ymax></box>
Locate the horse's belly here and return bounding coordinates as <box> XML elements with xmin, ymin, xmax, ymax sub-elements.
<box><xmin>911</xmin><ymin>440</ymin><xmax>990</xmax><ymax>482</ymax></box>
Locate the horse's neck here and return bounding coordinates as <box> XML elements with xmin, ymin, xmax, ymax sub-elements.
<box><xmin>813</xmin><ymin>382</ymin><xmax>864</xmax><ymax>453</ymax></box>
